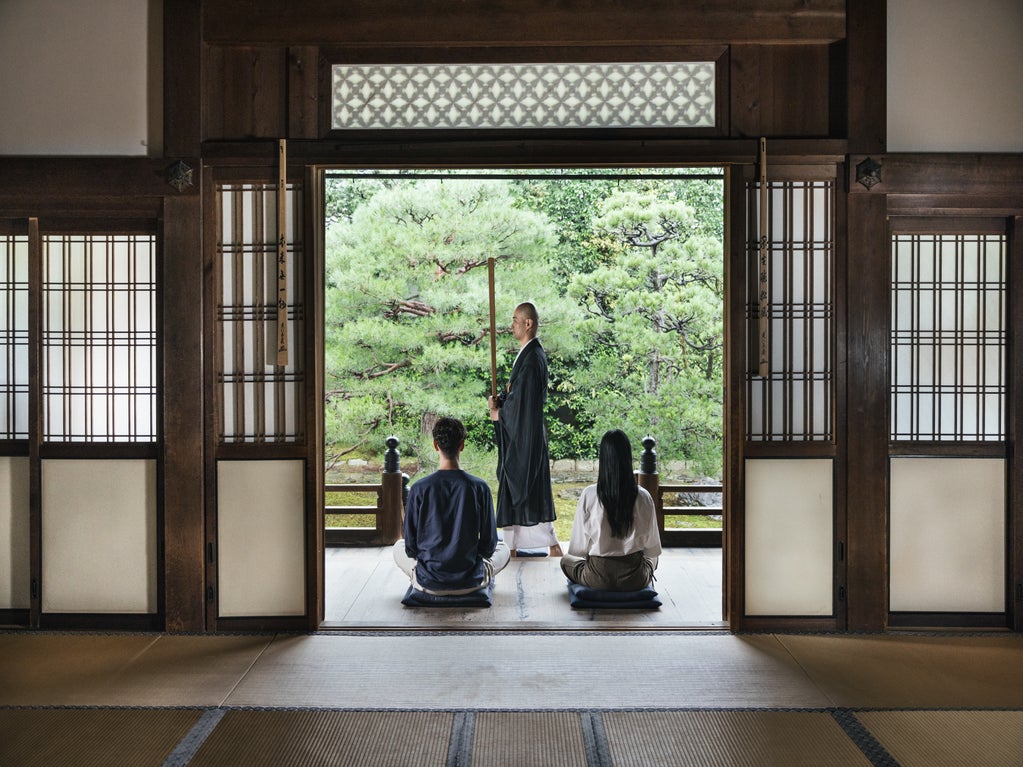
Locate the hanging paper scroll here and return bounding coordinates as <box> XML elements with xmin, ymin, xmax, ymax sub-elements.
<box><xmin>757</xmin><ymin>137</ymin><xmax>769</xmax><ymax>378</ymax></box>
<box><xmin>276</xmin><ymin>139</ymin><xmax>288</xmax><ymax>367</ymax></box>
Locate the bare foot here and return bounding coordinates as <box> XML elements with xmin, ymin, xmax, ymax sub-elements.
<box><xmin>549</xmin><ymin>543</ymin><xmax>563</xmax><ymax>557</ymax></box>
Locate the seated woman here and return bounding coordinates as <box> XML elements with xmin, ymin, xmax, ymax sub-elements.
<box><xmin>561</xmin><ymin>429</ymin><xmax>661</xmax><ymax>591</ymax></box>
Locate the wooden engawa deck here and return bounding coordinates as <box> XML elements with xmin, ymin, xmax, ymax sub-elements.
<box><xmin>324</xmin><ymin>547</ymin><xmax>725</xmax><ymax>630</ymax></box>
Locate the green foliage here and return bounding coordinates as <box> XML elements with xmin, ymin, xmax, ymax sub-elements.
<box><xmin>324</xmin><ymin>171</ymin><xmax>724</xmax><ymax>479</ymax></box>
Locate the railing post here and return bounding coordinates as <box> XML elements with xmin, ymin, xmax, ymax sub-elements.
<box><xmin>378</xmin><ymin>435</ymin><xmax>404</xmax><ymax>544</ymax></box>
<box><xmin>637</xmin><ymin>435</ymin><xmax>663</xmax><ymax>534</ymax></box>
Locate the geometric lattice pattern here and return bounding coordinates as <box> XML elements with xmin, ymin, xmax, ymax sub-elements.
<box><xmin>42</xmin><ymin>235</ymin><xmax>158</xmax><ymax>442</ymax></box>
<box><xmin>332</xmin><ymin>62</ymin><xmax>716</xmax><ymax>130</ymax></box>
<box><xmin>0</xmin><ymin>234</ymin><xmax>29</xmax><ymax>440</ymax></box>
<box><xmin>890</xmin><ymin>233</ymin><xmax>1006</xmax><ymax>441</ymax></box>
<box><xmin>216</xmin><ymin>183</ymin><xmax>304</xmax><ymax>443</ymax></box>
<box><xmin>745</xmin><ymin>179</ymin><xmax>835</xmax><ymax>442</ymax></box>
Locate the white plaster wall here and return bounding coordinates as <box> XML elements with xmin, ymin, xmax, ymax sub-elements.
<box><xmin>41</xmin><ymin>459</ymin><xmax>158</xmax><ymax>613</ymax></box>
<box><xmin>217</xmin><ymin>460</ymin><xmax>306</xmax><ymax>617</ymax></box>
<box><xmin>888</xmin><ymin>0</ymin><xmax>1023</xmax><ymax>151</ymax></box>
<box><xmin>745</xmin><ymin>459</ymin><xmax>833</xmax><ymax>616</ymax></box>
<box><xmin>890</xmin><ymin>458</ymin><xmax>1004</xmax><ymax>612</ymax></box>
<box><xmin>0</xmin><ymin>457</ymin><xmax>31</xmax><ymax>609</ymax></box>
<box><xmin>0</xmin><ymin>0</ymin><xmax>161</xmax><ymax>155</ymax></box>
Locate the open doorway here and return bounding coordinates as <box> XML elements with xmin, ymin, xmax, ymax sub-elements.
<box><xmin>320</xmin><ymin>168</ymin><xmax>726</xmax><ymax>628</ymax></box>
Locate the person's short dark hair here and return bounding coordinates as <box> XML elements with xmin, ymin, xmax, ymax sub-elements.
<box><xmin>516</xmin><ymin>301</ymin><xmax>540</xmax><ymax>327</ymax></box>
<box><xmin>433</xmin><ymin>417</ymin><xmax>467</xmax><ymax>459</ymax></box>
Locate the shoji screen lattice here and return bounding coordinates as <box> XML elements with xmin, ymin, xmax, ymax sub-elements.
<box><xmin>745</xmin><ymin>177</ymin><xmax>834</xmax><ymax>442</ymax></box>
<box><xmin>890</xmin><ymin>232</ymin><xmax>1006</xmax><ymax>442</ymax></box>
<box><xmin>42</xmin><ymin>235</ymin><xmax>157</xmax><ymax>442</ymax></box>
<box><xmin>0</xmin><ymin>234</ymin><xmax>28</xmax><ymax>440</ymax></box>
<box><xmin>216</xmin><ymin>183</ymin><xmax>305</xmax><ymax>443</ymax></box>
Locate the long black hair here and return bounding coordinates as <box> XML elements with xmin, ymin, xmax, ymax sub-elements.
<box><xmin>596</xmin><ymin>429</ymin><xmax>638</xmax><ymax>539</ymax></box>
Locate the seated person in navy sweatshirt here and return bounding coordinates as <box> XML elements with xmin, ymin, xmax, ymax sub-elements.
<box><xmin>393</xmin><ymin>417</ymin><xmax>510</xmax><ymax>594</ymax></box>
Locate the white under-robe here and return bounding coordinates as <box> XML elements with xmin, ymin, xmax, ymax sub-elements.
<box><xmin>502</xmin><ymin>521</ymin><xmax>559</xmax><ymax>550</ymax></box>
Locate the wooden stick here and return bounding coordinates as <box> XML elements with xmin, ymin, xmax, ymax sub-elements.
<box><xmin>276</xmin><ymin>138</ymin><xmax>289</xmax><ymax>367</ymax></box>
<box><xmin>757</xmin><ymin>136</ymin><xmax>769</xmax><ymax>378</ymax></box>
<box><xmin>487</xmin><ymin>257</ymin><xmax>498</xmax><ymax>398</ymax></box>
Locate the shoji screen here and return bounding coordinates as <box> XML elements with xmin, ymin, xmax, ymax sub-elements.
<box><xmin>0</xmin><ymin>232</ymin><xmax>29</xmax><ymax>612</ymax></box>
<box><xmin>742</xmin><ymin>167</ymin><xmax>838</xmax><ymax>621</ymax></box>
<box><xmin>39</xmin><ymin>232</ymin><xmax>159</xmax><ymax>615</ymax></box>
<box><xmin>888</xmin><ymin>222</ymin><xmax>1007</xmax><ymax>620</ymax></box>
<box><xmin>213</xmin><ymin>179</ymin><xmax>307</xmax><ymax>621</ymax></box>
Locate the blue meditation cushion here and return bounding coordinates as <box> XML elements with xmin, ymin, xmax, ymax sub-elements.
<box><xmin>566</xmin><ymin>580</ymin><xmax>661</xmax><ymax>609</ymax></box>
<box><xmin>401</xmin><ymin>581</ymin><xmax>494</xmax><ymax>607</ymax></box>
<box><xmin>514</xmin><ymin>547</ymin><xmax>549</xmax><ymax>557</ymax></box>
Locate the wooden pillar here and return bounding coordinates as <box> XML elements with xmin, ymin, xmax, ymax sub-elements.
<box><xmin>845</xmin><ymin>190</ymin><xmax>888</xmax><ymax>631</ymax></box>
<box><xmin>378</xmin><ymin>436</ymin><xmax>404</xmax><ymax>545</ymax></box>
<box><xmin>637</xmin><ymin>436</ymin><xmax>662</xmax><ymax>533</ymax></box>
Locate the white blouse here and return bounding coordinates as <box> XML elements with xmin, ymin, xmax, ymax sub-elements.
<box><xmin>566</xmin><ymin>484</ymin><xmax>661</xmax><ymax>563</ymax></box>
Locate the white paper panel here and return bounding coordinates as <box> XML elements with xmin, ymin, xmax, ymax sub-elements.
<box><xmin>41</xmin><ymin>459</ymin><xmax>157</xmax><ymax>613</ymax></box>
<box><xmin>745</xmin><ymin>459</ymin><xmax>833</xmax><ymax>616</ymax></box>
<box><xmin>890</xmin><ymin>457</ymin><xmax>1004</xmax><ymax>612</ymax></box>
<box><xmin>0</xmin><ymin>457</ymin><xmax>30</xmax><ymax>609</ymax></box>
<box><xmin>217</xmin><ymin>460</ymin><xmax>306</xmax><ymax>617</ymax></box>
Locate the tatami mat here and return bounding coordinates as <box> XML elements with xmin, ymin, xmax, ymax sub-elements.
<box><xmin>0</xmin><ymin>707</ymin><xmax>201</xmax><ymax>767</ymax></box>
<box><xmin>224</xmin><ymin>633</ymin><xmax>832</xmax><ymax>709</ymax></box>
<box><xmin>472</xmin><ymin>712</ymin><xmax>588</xmax><ymax>767</ymax></box>
<box><xmin>0</xmin><ymin>634</ymin><xmax>273</xmax><ymax>706</ymax></box>
<box><xmin>603</xmin><ymin>710</ymin><xmax>873</xmax><ymax>767</ymax></box>
<box><xmin>856</xmin><ymin>710</ymin><xmax>1023</xmax><ymax>767</ymax></box>
<box><xmin>187</xmin><ymin>710</ymin><xmax>453</xmax><ymax>767</ymax></box>
<box><xmin>776</xmin><ymin>634</ymin><xmax>1023</xmax><ymax>708</ymax></box>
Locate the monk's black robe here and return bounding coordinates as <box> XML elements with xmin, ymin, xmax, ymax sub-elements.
<box><xmin>493</xmin><ymin>337</ymin><xmax>556</xmax><ymax>527</ymax></box>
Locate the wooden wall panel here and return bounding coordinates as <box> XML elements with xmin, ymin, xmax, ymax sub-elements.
<box><xmin>730</xmin><ymin>45</ymin><xmax>832</xmax><ymax>138</ymax></box>
<box><xmin>288</xmin><ymin>46</ymin><xmax>320</xmax><ymax>140</ymax></box>
<box><xmin>204</xmin><ymin>46</ymin><xmax>287</xmax><ymax>140</ymax></box>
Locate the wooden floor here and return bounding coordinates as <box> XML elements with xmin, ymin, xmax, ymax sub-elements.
<box><xmin>324</xmin><ymin>546</ymin><xmax>725</xmax><ymax>629</ymax></box>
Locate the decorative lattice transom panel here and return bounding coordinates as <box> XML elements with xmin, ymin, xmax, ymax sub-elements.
<box><xmin>890</xmin><ymin>233</ymin><xmax>1006</xmax><ymax>442</ymax></box>
<box><xmin>745</xmin><ymin>179</ymin><xmax>835</xmax><ymax>442</ymax></box>
<box><xmin>42</xmin><ymin>235</ymin><xmax>157</xmax><ymax>442</ymax></box>
<box><xmin>216</xmin><ymin>183</ymin><xmax>304</xmax><ymax>443</ymax></box>
<box><xmin>0</xmin><ymin>235</ymin><xmax>29</xmax><ymax>440</ymax></box>
<box><xmin>331</xmin><ymin>62</ymin><xmax>716</xmax><ymax>130</ymax></box>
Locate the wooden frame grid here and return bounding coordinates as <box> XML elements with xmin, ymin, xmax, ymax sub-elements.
<box><xmin>745</xmin><ymin>176</ymin><xmax>835</xmax><ymax>442</ymax></box>
<box><xmin>0</xmin><ymin>233</ymin><xmax>29</xmax><ymax>443</ymax></box>
<box><xmin>40</xmin><ymin>234</ymin><xmax>158</xmax><ymax>443</ymax></box>
<box><xmin>889</xmin><ymin>229</ymin><xmax>1006</xmax><ymax>443</ymax></box>
<box><xmin>215</xmin><ymin>182</ymin><xmax>305</xmax><ymax>444</ymax></box>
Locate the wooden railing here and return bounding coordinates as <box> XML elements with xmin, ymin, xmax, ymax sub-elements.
<box><xmin>324</xmin><ymin>435</ymin><xmax>722</xmax><ymax>548</ymax></box>
<box><xmin>325</xmin><ymin>436</ymin><xmax>407</xmax><ymax>546</ymax></box>
<box><xmin>636</xmin><ymin>437</ymin><xmax>723</xmax><ymax>548</ymax></box>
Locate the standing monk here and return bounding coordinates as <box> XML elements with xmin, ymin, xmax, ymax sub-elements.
<box><xmin>487</xmin><ymin>302</ymin><xmax>562</xmax><ymax>557</ymax></box>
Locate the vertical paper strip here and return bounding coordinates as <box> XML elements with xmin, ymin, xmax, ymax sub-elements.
<box><xmin>276</xmin><ymin>139</ymin><xmax>289</xmax><ymax>367</ymax></box>
<box><xmin>758</xmin><ymin>137</ymin><xmax>769</xmax><ymax>378</ymax></box>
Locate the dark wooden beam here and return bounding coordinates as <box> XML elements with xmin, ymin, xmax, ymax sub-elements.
<box><xmin>203</xmin><ymin>0</ymin><xmax>846</xmax><ymax>46</ymax></box>
<box><xmin>846</xmin><ymin>0</ymin><xmax>886</xmax><ymax>153</ymax></box>
<box><xmin>0</xmin><ymin>158</ymin><xmax>197</xmax><ymax>202</ymax></box>
<box><xmin>1010</xmin><ymin>216</ymin><xmax>1023</xmax><ymax>632</ymax></box>
<box><xmin>844</xmin><ymin>190</ymin><xmax>889</xmax><ymax>631</ymax></box>
<box><xmin>165</xmin><ymin>0</ymin><xmax>203</xmax><ymax>156</ymax></box>
<box><xmin>162</xmin><ymin>194</ymin><xmax>206</xmax><ymax>632</ymax></box>
<box><xmin>201</xmin><ymin>138</ymin><xmax>849</xmax><ymax>168</ymax></box>
<box><xmin>850</xmin><ymin>154</ymin><xmax>1023</xmax><ymax>197</ymax></box>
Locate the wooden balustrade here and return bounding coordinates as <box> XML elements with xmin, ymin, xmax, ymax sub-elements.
<box><xmin>325</xmin><ymin>435</ymin><xmax>721</xmax><ymax>548</ymax></box>
<box><xmin>325</xmin><ymin>436</ymin><xmax>407</xmax><ymax>546</ymax></box>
